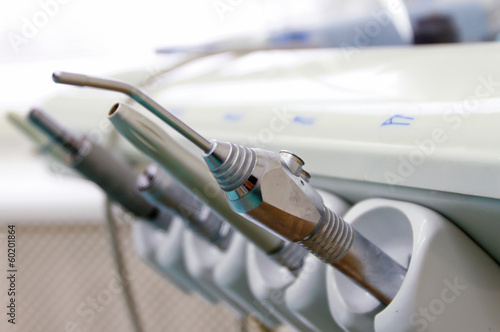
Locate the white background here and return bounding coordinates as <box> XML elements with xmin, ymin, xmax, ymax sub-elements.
<box><xmin>0</xmin><ymin>0</ymin><xmax>390</xmax><ymax>111</ymax></box>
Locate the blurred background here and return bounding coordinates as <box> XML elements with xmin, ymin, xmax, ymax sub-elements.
<box><xmin>1</xmin><ymin>0</ymin><xmax>500</xmax><ymax>111</ymax></box>
<box><xmin>1</xmin><ymin>1</ymin><xmax>500</xmax><ymax>331</ymax></box>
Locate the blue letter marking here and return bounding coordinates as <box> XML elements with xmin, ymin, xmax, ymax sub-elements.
<box><xmin>382</xmin><ymin>114</ymin><xmax>415</xmax><ymax>126</ymax></box>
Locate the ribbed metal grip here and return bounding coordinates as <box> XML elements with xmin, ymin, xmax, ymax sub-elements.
<box><xmin>299</xmin><ymin>208</ymin><xmax>354</xmax><ymax>264</ymax></box>
<box><xmin>205</xmin><ymin>141</ymin><xmax>257</xmax><ymax>192</ymax></box>
<box><xmin>268</xmin><ymin>241</ymin><xmax>308</xmax><ymax>272</ymax></box>
<box><xmin>190</xmin><ymin>205</ymin><xmax>234</xmax><ymax>251</ymax></box>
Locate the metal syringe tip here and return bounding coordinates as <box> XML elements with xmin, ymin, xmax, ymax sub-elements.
<box><xmin>52</xmin><ymin>72</ymin><xmax>62</xmax><ymax>83</ymax></box>
<box><xmin>52</xmin><ymin>72</ymin><xmax>213</xmax><ymax>153</ymax></box>
<box><xmin>52</xmin><ymin>71</ymin><xmax>89</xmax><ymax>87</ymax></box>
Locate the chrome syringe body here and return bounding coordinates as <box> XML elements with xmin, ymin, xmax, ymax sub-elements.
<box><xmin>204</xmin><ymin>143</ymin><xmax>407</xmax><ymax>305</ymax></box>
<box><xmin>27</xmin><ymin>108</ymin><xmax>172</xmax><ymax>230</ymax></box>
<box><xmin>137</xmin><ymin>163</ymin><xmax>233</xmax><ymax>251</ymax></box>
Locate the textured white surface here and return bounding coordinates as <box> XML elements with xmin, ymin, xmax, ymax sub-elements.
<box><xmin>183</xmin><ymin>230</ymin><xmax>248</xmax><ymax>317</ymax></box>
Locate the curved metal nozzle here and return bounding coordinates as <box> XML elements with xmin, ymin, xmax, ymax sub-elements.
<box><xmin>52</xmin><ymin>71</ymin><xmax>212</xmax><ymax>152</ymax></box>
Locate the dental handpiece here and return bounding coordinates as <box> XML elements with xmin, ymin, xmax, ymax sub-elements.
<box><xmin>107</xmin><ymin>102</ymin><xmax>306</xmax><ymax>272</ymax></box>
<box><xmin>52</xmin><ymin>72</ymin><xmax>407</xmax><ymax>303</ymax></box>
<box><xmin>137</xmin><ymin>163</ymin><xmax>233</xmax><ymax>251</ymax></box>
<box><xmin>27</xmin><ymin>108</ymin><xmax>171</xmax><ymax>230</ymax></box>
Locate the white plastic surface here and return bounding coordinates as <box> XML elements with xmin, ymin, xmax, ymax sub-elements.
<box><xmin>183</xmin><ymin>230</ymin><xmax>247</xmax><ymax>317</ymax></box>
<box><xmin>326</xmin><ymin>198</ymin><xmax>500</xmax><ymax>332</ymax></box>
<box><xmin>246</xmin><ymin>243</ymin><xmax>314</xmax><ymax>332</ymax></box>
<box><xmin>213</xmin><ymin>232</ymin><xmax>281</xmax><ymax>329</ymax></box>
<box><xmin>152</xmin><ymin>217</ymin><xmax>219</xmax><ymax>303</ymax></box>
<box><xmin>151</xmin><ymin>44</ymin><xmax>500</xmax><ymax>201</ymax></box>
<box><xmin>132</xmin><ymin>219</ymin><xmax>194</xmax><ymax>294</ymax></box>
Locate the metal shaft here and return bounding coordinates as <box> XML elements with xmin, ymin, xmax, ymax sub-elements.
<box><xmin>52</xmin><ymin>71</ymin><xmax>212</xmax><ymax>152</ymax></box>
<box><xmin>334</xmin><ymin>230</ymin><xmax>406</xmax><ymax>304</ymax></box>
<box><xmin>28</xmin><ymin>108</ymin><xmax>159</xmax><ymax>221</ymax></box>
<box><xmin>137</xmin><ymin>163</ymin><xmax>233</xmax><ymax>251</ymax></box>
<box><xmin>299</xmin><ymin>205</ymin><xmax>406</xmax><ymax>304</ymax></box>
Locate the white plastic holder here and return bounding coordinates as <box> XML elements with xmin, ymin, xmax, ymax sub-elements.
<box><xmin>183</xmin><ymin>229</ymin><xmax>248</xmax><ymax>317</ymax></box>
<box><xmin>133</xmin><ymin>217</ymin><xmax>219</xmax><ymax>303</ymax></box>
<box><xmin>131</xmin><ymin>220</ymin><xmax>186</xmax><ymax>287</ymax></box>
<box><xmin>246</xmin><ymin>243</ymin><xmax>314</xmax><ymax>331</ymax></box>
<box><xmin>284</xmin><ymin>256</ymin><xmax>343</xmax><ymax>332</ymax></box>
<box><xmin>247</xmin><ymin>190</ymin><xmax>349</xmax><ymax>332</ymax></box>
<box><xmin>326</xmin><ymin>198</ymin><xmax>500</xmax><ymax>332</ymax></box>
<box><xmin>213</xmin><ymin>232</ymin><xmax>281</xmax><ymax>329</ymax></box>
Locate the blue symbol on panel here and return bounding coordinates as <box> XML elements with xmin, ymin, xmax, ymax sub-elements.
<box><xmin>224</xmin><ymin>113</ymin><xmax>243</xmax><ymax>122</ymax></box>
<box><xmin>293</xmin><ymin>116</ymin><xmax>316</xmax><ymax>125</ymax></box>
<box><xmin>381</xmin><ymin>114</ymin><xmax>415</xmax><ymax>126</ymax></box>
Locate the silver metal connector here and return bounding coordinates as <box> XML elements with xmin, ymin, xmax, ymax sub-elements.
<box><xmin>268</xmin><ymin>241</ymin><xmax>308</xmax><ymax>273</ymax></box>
<box><xmin>204</xmin><ymin>144</ymin><xmax>406</xmax><ymax>304</ymax></box>
<box><xmin>137</xmin><ymin>164</ymin><xmax>234</xmax><ymax>251</ymax></box>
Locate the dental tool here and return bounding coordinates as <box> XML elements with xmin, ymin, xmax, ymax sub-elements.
<box><xmin>27</xmin><ymin>108</ymin><xmax>171</xmax><ymax>230</ymax></box>
<box><xmin>53</xmin><ymin>72</ymin><xmax>406</xmax><ymax>304</ymax></box>
<box><xmin>107</xmin><ymin>102</ymin><xmax>306</xmax><ymax>272</ymax></box>
<box><xmin>137</xmin><ymin>163</ymin><xmax>233</xmax><ymax>251</ymax></box>
<box><xmin>52</xmin><ymin>71</ymin><xmax>211</xmax><ymax>152</ymax></box>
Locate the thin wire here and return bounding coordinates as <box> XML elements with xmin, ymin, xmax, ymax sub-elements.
<box><xmin>104</xmin><ymin>198</ymin><xmax>144</xmax><ymax>332</ymax></box>
<box><xmin>240</xmin><ymin>315</ymin><xmax>275</xmax><ymax>332</ymax></box>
